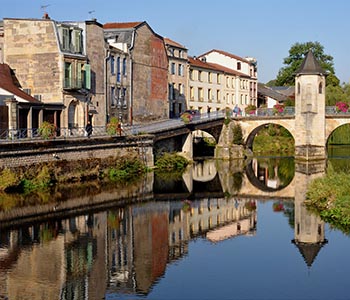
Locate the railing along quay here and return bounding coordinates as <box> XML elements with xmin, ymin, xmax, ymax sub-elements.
<box><xmin>1</xmin><ymin>106</ymin><xmax>348</xmax><ymax>143</ymax></box>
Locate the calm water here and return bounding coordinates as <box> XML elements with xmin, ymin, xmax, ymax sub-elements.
<box><xmin>0</xmin><ymin>151</ymin><xmax>349</xmax><ymax>300</ymax></box>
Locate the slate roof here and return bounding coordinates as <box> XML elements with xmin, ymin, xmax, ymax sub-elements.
<box><xmin>295</xmin><ymin>50</ymin><xmax>327</xmax><ymax>75</ymax></box>
<box><xmin>0</xmin><ymin>63</ymin><xmax>41</xmax><ymax>104</ymax></box>
<box><xmin>292</xmin><ymin>239</ymin><xmax>328</xmax><ymax>268</ymax></box>
<box><xmin>258</xmin><ymin>83</ymin><xmax>287</xmax><ymax>102</ymax></box>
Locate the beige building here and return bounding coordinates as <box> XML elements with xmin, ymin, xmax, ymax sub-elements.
<box><xmin>0</xmin><ymin>16</ymin><xmax>110</xmax><ymax>135</ymax></box>
<box><xmin>164</xmin><ymin>38</ymin><xmax>188</xmax><ymax>118</ymax></box>
<box><xmin>188</xmin><ymin>56</ymin><xmax>251</xmax><ymax>114</ymax></box>
<box><xmin>199</xmin><ymin>49</ymin><xmax>258</xmax><ymax>111</ymax></box>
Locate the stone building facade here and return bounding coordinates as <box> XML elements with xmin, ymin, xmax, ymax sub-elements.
<box><xmin>164</xmin><ymin>38</ymin><xmax>188</xmax><ymax>118</ymax></box>
<box><xmin>104</xmin><ymin>22</ymin><xmax>169</xmax><ymax>124</ymax></box>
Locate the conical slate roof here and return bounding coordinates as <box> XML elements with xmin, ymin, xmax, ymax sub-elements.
<box><xmin>295</xmin><ymin>50</ymin><xmax>327</xmax><ymax>75</ymax></box>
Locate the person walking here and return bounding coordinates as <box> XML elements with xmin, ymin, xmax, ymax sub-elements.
<box><xmin>85</xmin><ymin>121</ymin><xmax>93</xmax><ymax>138</ymax></box>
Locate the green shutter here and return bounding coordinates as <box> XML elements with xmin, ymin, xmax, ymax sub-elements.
<box><xmin>84</xmin><ymin>64</ymin><xmax>91</xmax><ymax>90</ymax></box>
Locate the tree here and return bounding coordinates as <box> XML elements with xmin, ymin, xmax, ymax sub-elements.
<box><xmin>275</xmin><ymin>41</ymin><xmax>338</xmax><ymax>86</ymax></box>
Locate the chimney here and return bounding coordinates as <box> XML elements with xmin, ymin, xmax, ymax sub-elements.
<box><xmin>42</xmin><ymin>13</ymin><xmax>50</xmax><ymax>19</ymax></box>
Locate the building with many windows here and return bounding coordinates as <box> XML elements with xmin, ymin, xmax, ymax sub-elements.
<box><xmin>198</xmin><ymin>49</ymin><xmax>258</xmax><ymax>111</ymax></box>
<box><xmin>104</xmin><ymin>21</ymin><xmax>169</xmax><ymax>124</ymax></box>
<box><xmin>164</xmin><ymin>38</ymin><xmax>188</xmax><ymax>118</ymax></box>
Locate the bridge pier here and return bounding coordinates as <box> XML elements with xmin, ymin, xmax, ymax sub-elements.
<box><xmin>295</xmin><ymin>145</ymin><xmax>326</xmax><ymax>161</ymax></box>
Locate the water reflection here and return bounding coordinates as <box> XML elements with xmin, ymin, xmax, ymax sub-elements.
<box><xmin>0</xmin><ymin>157</ymin><xmax>346</xmax><ymax>300</ymax></box>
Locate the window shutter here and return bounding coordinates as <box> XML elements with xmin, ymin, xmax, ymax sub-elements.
<box><xmin>84</xmin><ymin>64</ymin><xmax>91</xmax><ymax>90</ymax></box>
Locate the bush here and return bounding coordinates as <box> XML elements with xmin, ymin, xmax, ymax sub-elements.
<box><xmin>108</xmin><ymin>158</ymin><xmax>146</xmax><ymax>181</ymax></box>
<box><xmin>107</xmin><ymin>117</ymin><xmax>121</xmax><ymax>135</ymax></box>
<box><xmin>155</xmin><ymin>153</ymin><xmax>189</xmax><ymax>171</ymax></box>
<box><xmin>232</xmin><ymin>123</ymin><xmax>243</xmax><ymax>145</ymax></box>
<box><xmin>0</xmin><ymin>168</ymin><xmax>20</xmax><ymax>191</ymax></box>
<box><xmin>39</xmin><ymin>121</ymin><xmax>56</xmax><ymax>139</ymax></box>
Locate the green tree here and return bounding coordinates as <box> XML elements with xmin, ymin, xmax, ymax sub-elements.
<box><xmin>275</xmin><ymin>41</ymin><xmax>338</xmax><ymax>86</ymax></box>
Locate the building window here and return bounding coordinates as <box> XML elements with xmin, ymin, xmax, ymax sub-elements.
<box><xmin>110</xmin><ymin>56</ymin><xmax>115</xmax><ymax>75</ymax></box>
<box><xmin>171</xmin><ymin>63</ymin><xmax>176</xmax><ymax>75</ymax></box>
<box><xmin>198</xmin><ymin>87</ymin><xmax>203</xmax><ymax>101</ymax></box>
<box><xmin>237</xmin><ymin>62</ymin><xmax>241</xmax><ymax>70</ymax></box>
<box><xmin>319</xmin><ymin>82</ymin><xmax>323</xmax><ymax>94</ymax></box>
<box><xmin>190</xmin><ymin>86</ymin><xmax>194</xmax><ymax>100</ymax></box>
<box><xmin>64</xmin><ymin>62</ymin><xmax>72</xmax><ymax>88</ymax></box>
<box><xmin>179</xmin><ymin>50</ymin><xmax>183</xmax><ymax>58</ymax></box>
<box><xmin>169</xmin><ymin>83</ymin><xmax>175</xmax><ymax>100</ymax></box>
<box><xmin>116</xmin><ymin>87</ymin><xmax>121</xmax><ymax>106</ymax></box>
<box><xmin>116</xmin><ymin>57</ymin><xmax>121</xmax><ymax>82</ymax></box>
<box><xmin>122</xmin><ymin>88</ymin><xmax>127</xmax><ymax>106</ymax></box>
<box><xmin>217</xmin><ymin>90</ymin><xmax>220</xmax><ymax>102</ymax></box>
<box><xmin>208</xmin><ymin>72</ymin><xmax>212</xmax><ymax>83</ymax></box>
<box><xmin>298</xmin><ymin>83</ymin><xmax>301</xmax><ymax>94</ymax></box>
<box><xmin>179</xmin><ymin>83</ymin><xmax>183</xmax><ymax>95</ymax></box>
<box><xmin>122</xmin><ymin>58</ymin><xmax>127</xmax><ymax>76</ymax></box>
<box><xmin>62</xmin><ymin>28</ymin><xmax>70</xmax><ymax>51</ymax></box>
<box><xmin>111</xmin><ymin>86</ymin><xmax>116</xmax><ymax>106</ymax></box>
<box><xmin>198</xmin><ymin>71</ymin><xmax>202</xmax><ymax>82</ymax></box>
<box><xmin>208</xmin><ymin>89</ymin><xmax>212</xmax><ymax>102</ymax></box>
<box><xmin>189</xmin><ymin>69</ymin><xmax>193</xmax><ymax>80</ymax></box>
<box><xmin>217</xmin><ymin>74</ymin><xmax>221</xmax><ymax>84</ymax></box>
<box><xmin>178</xmin><ymin>64</ymin><xmax>183</xmax><ymax>76</ymax></box>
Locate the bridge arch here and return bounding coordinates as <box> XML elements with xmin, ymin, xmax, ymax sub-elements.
<box><xmin>237</xmin><ymin>118</ymin><xmax>295</xmax><ymax>149</ymax></box>
<box><xmin>326</xmin><ymin>118</ymin><xmax>350</xmax><ymax>142</ymax></box>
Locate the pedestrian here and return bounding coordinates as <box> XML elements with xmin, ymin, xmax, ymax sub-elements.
<box><xmin>85</xmin><ymin>121</ymin><xmax>93</xmax><ymax>138</ymax></box>
<box><xmin>233</xmin><ymin>105</ymin><xmax>241</xmax><ymax>117</ymax></box>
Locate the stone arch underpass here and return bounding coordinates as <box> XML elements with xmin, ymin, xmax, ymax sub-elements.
<box><xmin>235</xmin><ymin>117</ymin><xmax>296</xmax><ymax>149</ymax></box>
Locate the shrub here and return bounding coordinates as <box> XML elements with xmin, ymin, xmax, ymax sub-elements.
<box><xmin>155</xmin><ymin>153</ymin><xmax>189</xmax><ymax>171</ymax></box>
<box><xmin>335</xmin><ymin>101</ymin><xmax>349</xmax><ymax>113</ymax></box>
<box><xmin>273</xmin><ymin>103</ymin><xmax>284</xmax><ymax>114</ymax></box>
<box><xmin>232</xmin><ymin>123</ymin><xmax>243</xmax><ymax>145</ymax></box>
<box><xmin>0</xmin><ymin>168</ymin><xmax>20</xmax><ymax>191</ymax></box>
<box><xmin>106</xmin><ymin>117</ymin><xmax>121</xmax><ymax>135</ymax></box>
<box><xmin>245</xmin><ymin>104</ymin><xmax>256</xmax><ymax>115</ymax></box>
<box><xmin>39</xmin><ymin>121</ymin><xmax>56</xmax><ymax>139</ymax></box>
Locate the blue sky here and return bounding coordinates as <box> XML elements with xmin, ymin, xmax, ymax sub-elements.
<box><xmin>2</xmin><ymin>0</ymin><xmax>350</xmax><ymax>84</ymax></box>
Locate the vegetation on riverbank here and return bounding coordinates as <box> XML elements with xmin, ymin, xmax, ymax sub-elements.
<box><xmin>305</xmin><ymin>166</ymin><xmax>350</xmax><ymax>234</ymax></box>
<box><xmin>0</xmin><ymin>156</ymin><xmax>148</xmax><ymax>194</ymax></box>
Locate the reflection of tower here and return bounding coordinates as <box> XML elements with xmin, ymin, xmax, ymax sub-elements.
<box><xmin>292</xmin><ymin>162</ymin><xmax>327</xmax><ymax>268</ymax></box>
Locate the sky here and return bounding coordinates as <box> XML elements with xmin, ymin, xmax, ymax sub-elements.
<box><xmin>1</xmin><ymin>0</ymin><xmax>350</xmax><ymax>84</ymax></box>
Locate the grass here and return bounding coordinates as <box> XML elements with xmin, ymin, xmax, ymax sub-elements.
<box><xmin>305</xmin><ymin>166</ymin><xmax>350</xmax><ymax>234</ymax></box>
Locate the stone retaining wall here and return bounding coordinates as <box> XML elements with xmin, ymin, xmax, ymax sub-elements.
<box><xmin>0</xmin><ymin>135</ymin><xmax>154</xmax><ymax>168</ymax></box>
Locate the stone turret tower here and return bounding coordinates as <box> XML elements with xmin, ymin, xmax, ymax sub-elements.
<box><xmin>294</xmin><ymin>50</ymin><xmax>327</xmax><ymax>160</ymax></box>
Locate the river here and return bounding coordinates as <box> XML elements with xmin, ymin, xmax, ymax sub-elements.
<box><xmin>0</xmin><ymin>150</ymin><xmax>349</xmax><ymax>300</ymax></box>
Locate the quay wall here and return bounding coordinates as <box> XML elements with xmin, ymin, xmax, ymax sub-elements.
<box><xmin>0</xmin><ymin>135</ymin><xmax>155</xmax><ymax>169</ymax></box>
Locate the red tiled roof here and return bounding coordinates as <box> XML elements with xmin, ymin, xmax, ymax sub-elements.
<box><xmin>0</xmin><ymin>63</ymin><xmax>41</xmax><ymax>103</ymax></box>
<box><xmin>189</xmin><ymin>57</ymin><xmax>251</xmax><ymax>78</ymax></box>
<box><xmin>208</xmin><ymin>62</ymin><xmax>250</xmax><ymax>78</ymax></box>
<box><xmin>103</xmin><ymin>22</ymin><xmax>143</xmax><ymax>29</ymax></box>
<box><xmin>164</xmin><ymin>37</ymin><xmax>187</xmax><ymax>49</ymax></box>
<box><xmin>189</xmin><ymin>57</ymin><xmax>220</xmax><ymax>71</ymax></box>
<box><xmin>199</xmin><ymin>49</ymin><xmax>251</xmax><ymax>64</ymax></box>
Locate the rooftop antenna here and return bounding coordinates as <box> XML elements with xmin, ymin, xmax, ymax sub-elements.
<box><xmin>88</xmin><ymin>10</ymin><xmax>95</xmax><ymax>19</ymax></box>
<box><xmin>40</xmin><ymin>4</ymin><xmax>51</xmax><ymax>18</ymax></box>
